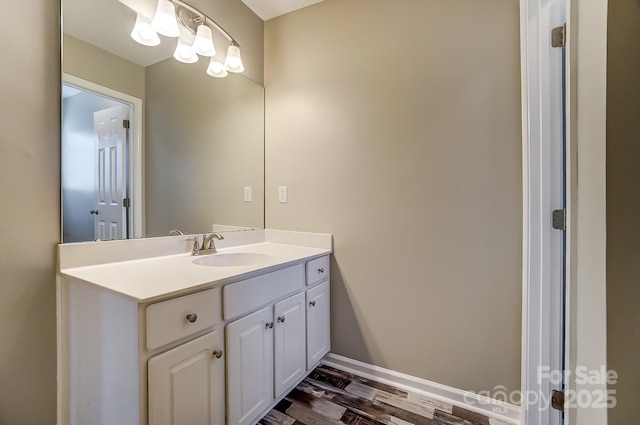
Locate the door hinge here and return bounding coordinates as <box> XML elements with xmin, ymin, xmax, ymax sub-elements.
<box><xmin>551</xmin><ymin>389</ymin><xmax>565</xmax><ymax>411</ymax></box>
<box><xmin>552</xmin><ymin>209</ymin><xmax>566</xmax><ymax>230</ymax></box>
<box><xmin>551</xmin><ymin>24</ymin><xmax>566</xmax><ymax>48</ymax></box>
<box><xmin>123</xmin><ymin>198</ymin><xmax>131</xmax><ymax>208</ymax></box>
<box><xmin>123</xmin><ymin>119</ymin><xmax>131</xmax><ymax>129</ymax></box>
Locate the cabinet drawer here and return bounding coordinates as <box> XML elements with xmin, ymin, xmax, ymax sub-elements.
<box><xmin>306</xmin><ymin>256</ymin><xmax>329</xmax><ymax>286</ymax></box>
<box><xmin>223</xmin><ymin>265</ymin><xmax>304</xmax><ymax>320</ymax></box>
<box><xmin>146</xmin><ymin>288</ymin><xmax>221</xmax><ymax>351</ymax></box>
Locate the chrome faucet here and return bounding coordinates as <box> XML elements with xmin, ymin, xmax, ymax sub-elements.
<box><xmin>191</xmin><ymin>233</ymin><xmax>224</xmax><ymax>256</ymax></box>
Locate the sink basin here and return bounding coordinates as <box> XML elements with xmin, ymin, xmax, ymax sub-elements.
<box><xmin>192</xmin><ymin>252</ymin><xmax>272</xmax><ymax>267</ymax></box>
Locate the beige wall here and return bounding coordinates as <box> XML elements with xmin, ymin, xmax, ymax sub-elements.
<box><xmin>63</xmin><ymin>34</ymin><xmax>146</xmax><ymax>100</ymax></box>
<box><xmin>0</xmin><ymin>0</ymin><xmax>60</xmax><ymax>423</ymax></box>
<box><xmin>606</xmin><ymin>0</ymin><xmax>639</xmax><ymax>423</ymax></box>
<box><xmin>265</xmin><ymin>0</ymin><xmax>522</xmax><ymax>393</ymax></box>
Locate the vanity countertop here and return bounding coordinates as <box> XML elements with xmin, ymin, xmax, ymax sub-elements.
<box><xmin>58</xmin><ymin>230</ymin><xmax>332</xmax><ymax>303</ymax></box>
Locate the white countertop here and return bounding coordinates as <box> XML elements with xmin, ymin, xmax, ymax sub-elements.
<box><xmin>58</xmin><ymin>230</ymin><xmax>332</xmax><ymax>303</ymax></box>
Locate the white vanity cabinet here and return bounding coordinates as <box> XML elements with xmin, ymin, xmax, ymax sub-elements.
<box><xmin>145</xmin><ymin>288</ymin><xmax>226</xmax><ymax>425</ymax></box>
<box><xmin>226</xmin><ymin>306</ymin><xmax>274</xmax><ymax>425</ymax></box>
<box><xmin>57</xmin><ymin>283</ymin><xmax>226</xmax><ymax>425</ymax></box>
<box><xmin>226</xmin><ymin>292</ymin><xmax>307</xmax><ymax>425</ymax></box>
<box><xmin>148</xmin><ymin>330</ymin><xmax>225</xmax><ymax>425</ymax></box>
<box><xmin>306</xmin><ymin>280</ymin><xmax>331</xmax><ymax>368</ymax></box>
<box><xmin>273</xmin><ymin>292</ymin><xmax>306</xmax><ymax>397</ymax></box>
<box><xmin>58</xmin><ymin>248</ymin><xmax>331</xmax><ymax>425</ymax></box>
<box><xmin>226</xmin><ymin>256</ymin><xmax>329</xmax><ymax>425</ymax></box>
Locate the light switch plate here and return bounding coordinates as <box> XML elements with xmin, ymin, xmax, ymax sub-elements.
<box><xmin>244</xmin><ymin>186</ymin><xmax>252</xmax><ymax>202</ymax></box>
<box><xmin>278</xmin><ymin>186</ymin><xmax>288</xmax><ymax>203</ymax></box>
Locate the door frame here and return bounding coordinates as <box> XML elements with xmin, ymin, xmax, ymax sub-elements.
<box><xmin>519</xmin><ymin>0</ymin><xmax>571</xmax><ymax>424</ymax></box>
<box><xmin>62</xmin><ymin>73</ymin><xmax>143</xmax><ymax>239</ymax></box>
<box><xmin>521</xmin><ymin>0</ymin><xmax>610</xmax><ymax>423</ymax></box>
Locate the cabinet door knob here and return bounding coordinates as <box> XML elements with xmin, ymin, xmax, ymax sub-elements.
<box><xmin>265</xmin><ymin>322</ymin><xmax>274</xmax><ymax>329</ymax></box>
<box><xmin>213</xmin><ymin>349</ymin><xmax>223</xmax><ymax>359</ymax></box>
<box><xmin>318</xmin><ymin>268</ymin><xmax>324</xmax><ymax>273</ymax></box>
<box><xmin>309</xmin><ymin>301</ymin><xmax>316</xmax><ymax>307</ymax></box>
<box><xmin>277</xmin><ymin>316</ymin><xmax>286</xmax><ymax>323</ymax></box>
<box><xmin>186</xmin><ymin>313</ymin><xmax>198</xmax><ymax>323</ymax></box>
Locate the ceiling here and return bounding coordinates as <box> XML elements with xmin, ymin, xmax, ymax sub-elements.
<box><xmin>240</xmin><ymin>0</ymin><xmax>325</xmax><ymax>21</ymax></box>
<box><xmin>63</xmin><ymin>0</ymin><xmax>326</xmax><ymax>68</ymax></box>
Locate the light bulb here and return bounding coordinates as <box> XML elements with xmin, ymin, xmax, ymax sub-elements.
<box><xmin>151</xmin><ymin>0</ymin><xmax>180</xmax><ymax>38</ymax></box>
<box><xmin>130</xmin><ymin>14</ymin><xmax>160</xmax><ymax>46</ymax></box>
<box><xmin>224</xmin><ymin>44</ymin><xmax>245</xmax><ymax>73</ymax></box>
<box><xmin>206</xmin><ymin>58</ymin><xmax>228</xmax><ymax>78</ymax></box>
<box><xmin>173</xmin><ymin>38</ymin><xmax>198</xmax><ymax>63</ymax></box>
<box><xmin>193</xmin><ymin>24</ymin><xmax>216</xmax><ymax>57</ymax></box>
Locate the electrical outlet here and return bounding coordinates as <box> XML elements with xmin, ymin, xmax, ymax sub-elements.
<box><xmin>278</xmin><ymin>186</ymin><xmax>288</xmax><ymax>203</ymax></box>
<box><xmin>244</xmin><ymin>186</ymin><xmax>252</xmax><ymax>202</ymax></box>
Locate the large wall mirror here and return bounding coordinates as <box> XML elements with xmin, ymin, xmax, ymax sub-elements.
<box><xmin>61</xmin><ymin>0</ymin><xmax>265</xmax><ymax>243</ymax></box>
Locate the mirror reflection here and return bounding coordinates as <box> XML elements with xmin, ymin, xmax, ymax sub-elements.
<box><xmin>61</xmin><ymin>0</ymin><xmax>265</xmax><ymax>243</ymax></box>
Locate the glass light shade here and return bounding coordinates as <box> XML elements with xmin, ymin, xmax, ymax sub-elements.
<box><xmin>173</xmin><ymin>38</ymin><xmax>198</xmax><ymax>63</ymax></box>
<box><xmin>130</xmin><ymin>14</ymin><xmax>160</xmax><ymax>46</ymax></box>
<box><xmin>224</xmin><ymin>44</ymin><xmax>245</xmax><ymax>73</ymax></box>
<box><xmin>151</xmin><ymin>0</ymin><xmax>180</xmax><ymax>38</ymax></box>
<box><xmin>193</xmin><ymin>24</ymin><xmax>216</xmax><ymax>57</ymax></box>
<box><xmin>206</xmin><ymin>58</ymin><xmax>228</xmax><ymax>78</ymax></box>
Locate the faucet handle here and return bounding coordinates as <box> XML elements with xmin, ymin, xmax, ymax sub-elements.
<box><xmin>189</xmin><ymin>238</ymin><xmax>201</xmax><ymax>255</ymax></box>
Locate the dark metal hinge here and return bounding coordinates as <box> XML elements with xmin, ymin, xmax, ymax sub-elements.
<box><xmin>123</xmin><ymin>198</ymin><xmax>131</xmax><ymax>208</ymax></box>
<box><xmin>123</xmin><ymin>119</ymin><xmax>131</xmax><ymax>129</ymax></box>
<box><xmin>552</xmin><ymin>209</ymin><xmax>566</xmax><ymax>230</ymax></box>
<box><xmin>551</xmin><ymin>389</ymin><xmax>565</xmax><ymax>411</ymax></box>
<box><xmin>551</xmin><ymin>24</ymin><xmax>566</xmax><ymax>48</ymax></box>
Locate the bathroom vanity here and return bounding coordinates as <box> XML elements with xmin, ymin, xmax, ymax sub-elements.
<box><xmin>57</xmin><ymin>230</ymin><xmax>331</xmax><ymax>425</ymax></box>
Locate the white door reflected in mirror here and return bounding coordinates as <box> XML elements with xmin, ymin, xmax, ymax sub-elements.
<box><xmin>62</xmin><ymin>83</ymin><xmax>135</xmax><ymax>243</ymax></box>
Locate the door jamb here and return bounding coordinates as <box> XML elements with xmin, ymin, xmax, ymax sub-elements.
<box><xmin>519</xmin><ymin>0</ymin><xmax>572</xmax><ymax>424</ymax></box>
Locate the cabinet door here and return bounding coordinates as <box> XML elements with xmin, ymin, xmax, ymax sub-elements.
<box><xmin>148</xmin><ymin>330</ymin><xmax>225</xmax><ymax>425</ymax></box>
<box><xmin>227</xmin><ymin>306</ymin><xmax>274</xmax><ymax>425</ymax></box>
<box><xmin>274</xmin><ymin>292</ymin><xmax>306</xmax><ymax>397</ymax></box>
<box><xmin>306</xmin><ymin>281</ymin><xmax>331</xmax><ymax>368</ymax></box>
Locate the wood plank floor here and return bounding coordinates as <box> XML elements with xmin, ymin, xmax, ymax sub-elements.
<box><xmin>258</xmin><ymin>365</ymin><xmax>508</xmax><ymax>425</ymax></box>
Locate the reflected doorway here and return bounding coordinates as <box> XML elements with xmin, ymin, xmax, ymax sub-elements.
<box><xmin>61</xmin><ymin>75</ymin><xmax>143</xmax><ymax>243</ymax></box>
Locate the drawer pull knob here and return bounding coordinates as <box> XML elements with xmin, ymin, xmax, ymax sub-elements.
<box><xmin>186</xmin><ymin>313</ymin><xmax>198</xmax><ymax>323</ymax></box>
<box><xmin>309</xmin><ymin>301</ymin><xmax>316</xmax><ymax>307</ymax></box>
<box><xmin>318</xmin><ymin>268</ymin><xmax>324</xmax><ymax>273</ymax></box>
<box><xmin>213</xmin><ymin>350</ymin><xmax>223</xmax><ymax>359</ymax></box>
<box><xmin>265</xmin><ymin>322</ymin><xmax>274</xmax><ymax>329</ymax></box>
<box><xmin>277</xmin><ymin>316</ymin><xmax>286</xmax><ymax>323</ymax></box>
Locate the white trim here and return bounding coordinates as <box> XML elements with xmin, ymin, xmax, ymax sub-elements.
<box><xmin>265</xmin><ymin>229</ymin><xmax>333</xmax><ymax>250</ymax></box>
<box><xmin>322</xmin><ymin>353</ymin><xmax>520</xmax><ymax>424</ymax></box>
<box><xmin>62</xmin><ymin>73</ymin><xmax>143</xmax><ymax>239</ymax></box>
<box><xmin>520</xmin><ymin>0</ymin><xmax>568</xmax><ymax>424</ymax></box>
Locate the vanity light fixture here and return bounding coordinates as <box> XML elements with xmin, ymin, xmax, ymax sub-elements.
<box><xmin>173</xmin><ymin>37</ymin><xmax>199</xmax><ymax>63</ymax></box>
<box><xmin>224</xmin><ymin>42</ymin><xmax>245</xmax><ymax>73</ymax></box>
<box><xmin>129</xmin><ymin>0</ymin><xmax>245</xmax><ymax>78</ymax></box>
<box><xmin>193</xmin><ymin>22</ymin><xmax>216</xmax><ymax>57</ymax></box>
<box><xmin>150</xmin><ymin>0</ymin><xmax>180</xmax><ymax>37</ymax></box>
<box><xmin>131</xmin><ymin>14</ymin><xmax>161</xmax><ymax>46</ymax></box>
<box><xmin>206</xmin><ymin>59</ymin><xmax>228</xmax><ymax>78</ymax></box>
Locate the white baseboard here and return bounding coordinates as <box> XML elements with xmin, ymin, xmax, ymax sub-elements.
<box><xmin>321</xmin><ymin>353</ymin><xmax>520</xmax><ymax>425</ymax></box>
